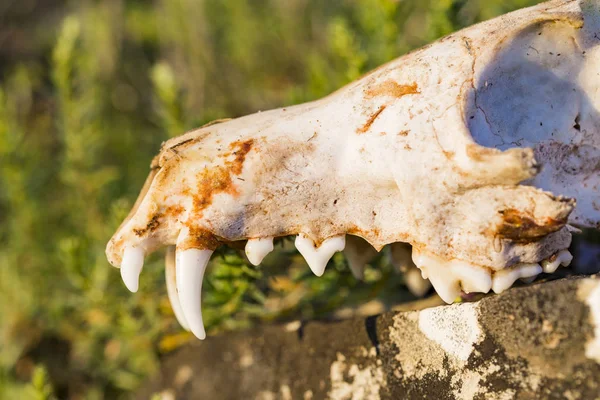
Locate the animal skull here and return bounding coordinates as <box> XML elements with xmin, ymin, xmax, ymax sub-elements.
<box><xmin>106</xmin><ymin>0</ymin><xmax>600</xmax><ymax>339</ymax></box>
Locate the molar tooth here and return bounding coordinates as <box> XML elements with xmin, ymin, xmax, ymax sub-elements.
<box><xmin>412</xmin><ymin>249</ymin><xmax>460</xmax><ymax>303</ymax></box>
<box><xmin>295</xmin><ymin>234</ymin><xmax>346</xmax><ymax>277</ymax></box>
<box><xmin>541</xmin><ymin>250</ymin><xmax>573</xmax><ymax>274</ymax></box>
<box><xmin>245</xmin><ymin>237</ymin><xmax>274</xmax><ymax>266</ymax></box>
<box><xmin>120</xmin><ymin>246</ymin><xmax>145</xmax><ymax>293</ymax></box>
<box><xmin>492</xmin><ymin>263</ymin><xmax>542</xmax><ymax>294</ymax></box>
<box><xmin>165</xmin><ymin>246</ymin><xmax>189</xmax><ymax>331</ymax></box>
<box><xmin>423</xmin><ymin>266</ymin><xmax>461</xmax><ymax>304</ymax></box>
<box><xmin>451</xmin><ymin>262</ymin><xmax>492</xmax><ymax>294</ymax></box>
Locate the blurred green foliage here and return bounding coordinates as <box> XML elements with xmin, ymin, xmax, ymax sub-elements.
<box><xmin>0</xmin><ymin>0</ymin><xmax>541</xmax><ymax>397</ymax></box>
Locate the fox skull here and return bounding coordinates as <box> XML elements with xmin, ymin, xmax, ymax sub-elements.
<box><xmin>107</xmin><ymin>0</ymin><xmax>600</xmax><ymax>338</ymax></box>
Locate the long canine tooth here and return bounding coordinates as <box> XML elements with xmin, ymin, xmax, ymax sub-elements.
<box><xmin>295</xmin><ymin>234</ymin><xmax>346</xmax><ymax>277</ymax></box>
<box><xmin>541</xmin><ymin>250</ymin><xmax>573</xmax><ymax>274</ymax></box>
<box><xmin>120</xmin><ymin>246</ymin><xmax>145</xmax><ymax>293</ymax></box>
<box><xmin>165</xmin><ymin>246</ymin><xmax>190</xmax><ymax>331</ymax></box>
<box><xmin>492</xmin><ymin>263</ymin><xmax>542</xmax><ymax>294</ymax></box>
<box><xmin>245</xmin><ymin>237</ymin><xmax>274</xmax><ymax>266</ymax></box>
<box><xmin>176</xmin><ymin>247</ymin><xmax>213</xmax><ymax>340</ymax></box>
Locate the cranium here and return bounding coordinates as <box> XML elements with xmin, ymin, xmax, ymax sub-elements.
<box><xmin>106</xmin><ymin>0</ymin><xmax>600</xmax><ymax>339</ymax></box>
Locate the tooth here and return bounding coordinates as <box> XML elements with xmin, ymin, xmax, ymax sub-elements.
<box><xmin>492</xmin><ymin>263</ymin><xmax>542</xmax><ymax>294</ymax></box>
<box><xmin>541</xmin><ymin>250</ymin><xmax>573</xmax><ymax>274</ymax></box>
<box><xmin>344</xmin><ymin>236</ymin><xmax>377</xmax><ymax>280</ymax></box>
<box><xmin>390</xmin><ymin>243</ymin><xmax>431</xmax><ymax>297</ymax></box>
<box><xmin>412</xmin><ymin>249</ymin><xmax>460</xmax><ymax>303</ymax></box>
<box><xmin>404</xmin><ymin>265</ymin><xmax>432</xmax><ymax>297</ymax></box>
<box><xmin>389</xmin><ymin>242</ymin><xmax>413</xmax><ymax>273</ymax></box>
<box><xmin>245</xmin><ymin>237</ymin><xmax>274</xmax><ymax>266</ymax></box>
<box><xmin>295</xmin><ymin>234</ymin><xmax>346</xmax><ymax>277</ymax></box>
<box><xmin>347</xmin><ymin>260</ymin><xmax>366</xmax><ymax>280</ymax></box>
<box><xmin>412</xmin><ymin>248</ymin><xmax>494</xmax><ymax>303</ymax></box>
<box><xmin>120</xmin><ymin>246</ymin><xmax>145</xmax><ymax>293</ymax></box>
<box><xmin>176</xmin><ymin>246</ymin><xmax>213</xmax><ymax>340</ymax></box>
<box><xmin>165</xmin><ymin>246</ymin><xmax>190</xmax><ymax>331</ymax></box>
<box><xmin>452</xmin><ymin>262</ymin><xmax>492</xmax><ymax>294</ymax></box>
<box><xmin>423</xmin><ymin>266</ymin><xmax>461</xmax><ymax>304</ymax></box>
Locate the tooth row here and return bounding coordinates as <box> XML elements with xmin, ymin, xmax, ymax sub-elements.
<box><xmin>119</xmin><ymin>234</ymin><xmax>572</xmax><ymax>339</ymax></box>
<box><xmin>119</xmin><ymin>233</ymin><xmax>346</xmax><ymax>339</ymax></box>
<box><xmin>412</xmin><ymin>248</ymin><xmax>572</xmax><ymax>303</ymax></box>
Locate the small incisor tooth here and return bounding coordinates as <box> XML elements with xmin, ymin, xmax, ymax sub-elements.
<box><xmin>541</xmin><ymin>250</ymin><xmax>573</xmax><ymax>274</ymax></box>
<box><xmin>120</xmin><ymin>246</ymin><xmax>145</xmax><ymax>293</ymax></box>
<box><xmin>245</xmin><ymin>237</ymin><xmax>274</xmax><ymax>266</ymax></box>
<box><xmin>295</xmin><ymin>234</ymin><xmax>346</xmax><ymax>277</ymax></box>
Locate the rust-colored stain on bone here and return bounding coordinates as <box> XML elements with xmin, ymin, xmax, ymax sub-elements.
<box><xmin>178</xmin><ymin>225</ymin><xmax>221</xmax><ymax>251</ymax></box>
<box><xmin>364</xmin><ymin>80</ymin><xmax>420</xmax><ymax>99</ymax></box>
<box><xmin>192</xmin><ymin>139</ymin><xmax>254</xmax><ymax>215</ymax></box>
<box><xmin>133</xmin><ymin>213</ymin><xmax>161</xmax><ymax>237</ymax></box>
<box><xmin>496</xmin><ymin>209</ymin><xmax>566</xmax><ymax>242</ymax></box>
<box><xmin>132</xmin><ymin>205</ymin><xmax>184</xmax><ymax>238</ymax></box>
<box><xmin>166</xmin><ymin>139</ymin><xmax>255</xmax><ymax>250</ymax></box>
<box><xmin>357</xmin><ymin>105</ymin><xmax>387</xmax><ymax>134</ymax></box>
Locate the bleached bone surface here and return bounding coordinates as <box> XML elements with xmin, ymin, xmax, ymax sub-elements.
<box><xmin>107</xmin><ymin>0</ymin><xmax>600</xmax><ymax>335</ymax></box>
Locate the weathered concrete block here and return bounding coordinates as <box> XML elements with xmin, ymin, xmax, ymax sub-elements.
<box><xmin>139</xmin><ymin>275</ymin><xmax>600</xmax><ymax>400</ymax></box>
